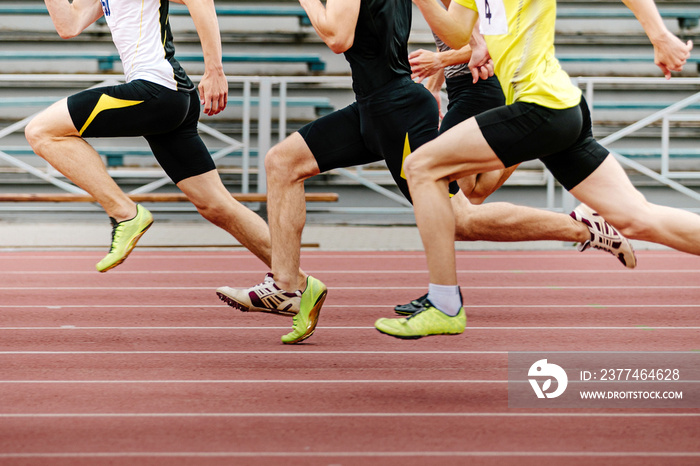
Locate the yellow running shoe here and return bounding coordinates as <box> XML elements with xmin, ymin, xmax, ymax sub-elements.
<box><xmin>375</xmin><ymin>300</ymin><xmax>466</xmax><ymax>339</ymax></box>
<box><xmin>96</xmin><ymin>204</ymin><xmax>153</xmax><ymax>273</ymax></box>
<box><xmin>394</xmin><ymin>293</ymin><xmax>428</xmax><ymax>316</ymax></box>
<box><xmin>281</xmin><ymin>275</ymin><xmax>327</xmax><ymax>344</ymax></box>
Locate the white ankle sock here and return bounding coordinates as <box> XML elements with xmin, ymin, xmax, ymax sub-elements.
<box><xmin>427</xmin><ymin>284</ymin><xmax>462</xmax><ymax>316</ymax></box>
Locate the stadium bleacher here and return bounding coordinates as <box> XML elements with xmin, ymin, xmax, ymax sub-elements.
<box><xmin>0</xmin><ymin>0</ymin><xmax>698</xmax><ymax>206</ymax></box>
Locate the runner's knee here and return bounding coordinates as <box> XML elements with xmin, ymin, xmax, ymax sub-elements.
<box><xmin>24</xmin><ymin>117</ymin><xmax>48</xmax><ymax>152</ymax></box>
<box><xmin>265</xmin><ymin>140</ymin><xmax>318</xmax><ymax>184</ymax></box>
<box><xmin>404</xmin><ymin>151</ymin><xmax>438</xmax><ymax>186</ymax></box>
<box><xmin>264</xmin><ymin>145</ymin><xmax>296</xmax><ymax>184</ymax></box>
<box><xmin>469</xmin><ymin>178</ymin><xmax>498</xmax><ymax>204</ymax></box>
<box><xmin>603</xmin><ymin>201</ymin><xmax>655</xmax><ymax>240</ymax></box>
<box><xmin>191</xmin><ymin>196</ymin><xmax>231</xmax><ymax>227</ymax></box>
<box><xmin>615</xmin><ymin>215</ymin><xmax>654</xmax><ymax>240</ymax></box>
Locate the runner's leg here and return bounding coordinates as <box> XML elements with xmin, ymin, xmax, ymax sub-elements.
<box><xmin>405</xmin><ymin>117</ymin><xmax>505</xmax><ymax>285</ymax></box>
<box><xmin>570</xmin><ymin>155</ymin><xmax>700</xmax><ymax>255</ymax></box>
<box><xmin>177</xmin><ymin>170</ymin><xmax>277</xmax><ymax>267</ymax></box>
<box><xmin>265</xmin><ymin>133</ymin><xmax>321</xmax><ymax>292</ymax></box>
<box><xmin>24</xmin><ymin>99</ymin><xmax>136</xmax><ymax>221</ymax></box>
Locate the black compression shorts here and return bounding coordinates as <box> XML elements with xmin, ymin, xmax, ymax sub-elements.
<box><xmin>297</xmin><ymin>75</ymin><xmax>441</xmax><ymax>203</ymax></box>
<box><xmin>67</xmin><ymin>79</ymin><xmax>215</xmax><ymax>184</ymax></box>
<box><xmin>475</xmin><ymin>96</ymin><xmax>609</xmax><ymax>190</ymax></box>
<box><xmin>441</xmin><ymin>74</ymin><xmax>505</xmax><ymax>133</ymax></box>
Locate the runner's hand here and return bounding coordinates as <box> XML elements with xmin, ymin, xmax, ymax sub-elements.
<box><xmin>199</xmin><ymin>68</ymin><xmax>228</xmax><ymax>115</ymax></box>
<box><xmin>468</xmin><ymin>44</ymin><xmax>494</xmax><ymax>83</ymax></box>
<box><xmin>409</xmin><ymin>49</ymin><xmax>442</xmax><ymax>83</ymax></box>
<box><xmin>652</xmin><ymin>32</ymin><xmax>693</xmax><ymax>79</ymax></box>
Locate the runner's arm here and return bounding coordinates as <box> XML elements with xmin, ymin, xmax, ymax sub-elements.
<box><xmin>179</xmin><ymin>0</ymin><xmax>228</xmax><ymax>115</ymax></box>
<box><xmin>410</xmin><ymin>46</ymin><xmax>472</xmax><ymax>82</ymax></box>
<box><xmin>410</xmin><ymin>25</ymin><xmax>492</xmax><ymax>84</ymax></box>
<box><xmin>44</xmin><ymin>0</ymin><xmax>103</xmax><ymax>39</ymax></box>
<box><xmin>421</xmin><ymin>60</ymin><xmax>446</xmax><ymax>118</ymax></box>
<box><xmin>621</xmin><ymin>0</ymin><xmax>693</xmax><ymax>79</ymax></box>
<box><xmin>298</xmin><ymin>0</ymin><xmax>361</xmax><ymax>53</ymax></box>
<box><xmin>413</xmin><ymin>0</ymin><xmax>477</xmax><ymax>50</ymax></box>
<box><xmin>467</xmin><ymin>25</ymin><xmax>494</xmax><ymax>83</ymax></box>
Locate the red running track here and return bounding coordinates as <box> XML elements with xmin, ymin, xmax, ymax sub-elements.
<box><xmin>0</xmin><ymin>249</ymin><xmax>699</xmax><ymax>465</ymax></box>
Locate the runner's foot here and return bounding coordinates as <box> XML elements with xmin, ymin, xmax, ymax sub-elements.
<box><xmin>570</xmin><ymin>203</ymin><xmax>637</xmax><ymax>268</ymax></box>
<box><xmin>96</xmin><ymin>204</ymin><xmax>153</xmax><ymax>272</ymax></box>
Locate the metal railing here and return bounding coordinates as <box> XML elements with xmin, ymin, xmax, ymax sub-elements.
<box><xmin>573</xmin><ymin>77</ymin><xmax>700</xmax><ymax>208</ymax></box>
<box><xmin>1</xmin><ymin>74</ymin><xmax>699</xmax><ymax>213</ymax></box>
<box><xmin>0</xmin><ymin>74</ymin><xmax>352</xmax><ymax>196</ymax></box>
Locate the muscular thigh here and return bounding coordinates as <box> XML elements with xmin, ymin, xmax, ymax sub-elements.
<box><xmin>569</xmin><ymin>154</ymin><xmax>647</xmax><ymax>225</ymax></box>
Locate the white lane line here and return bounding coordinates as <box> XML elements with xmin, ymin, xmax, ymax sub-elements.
<box><xmin>0</xmin><ymin>452</ymin><xmax>698</xmax><ymax>459</ymax></box>
<box><xmin>2</xmin><ymin>304</ymin><xmax>699</xmax><ymax>309</ymax></box>
<box><xmin>1</xmin><ymin>269</ymin><xmax>698</xmax><ymax>274</ymax></box>
<box><xmin>0</xmin><ymin>379</ymin><xmax>507</xmax><ymax>384</ymax></box>
<box><xmin>1</xmin><ymin>326</ymin><xmax>698</xmax><ymax>330</ymax></box>
<box><xmin>0</xmin><ymin>350</ymin><xmax>509</xmax><ymax>355</ymax></box>
<box><xmin>0</xmin><ymin>252</ymin><xmax>687</xmax><ymax>259</ymax></box>
<box><xmin>1</xmin><ymin>285</ymin><xmax>699</xmax><ymax>290</ymax></box>
<box><xmin>1</xmin><ymin>380</ymin><xmax>698</xmax><ymax>384</ymax></box>
<box><xmin>2</xmin><ymin>350</ymin><xmax>698</xmax><ymax>355</ymax></box>
<box><xmin>0</xmin><ymin>452</ymin><xmax>698</xmax><ymax>460</ymax></box>
<box><xmin>0</xmin><ymin>412</ymin><xmax>698</xmax><ymax>418</ymax></box>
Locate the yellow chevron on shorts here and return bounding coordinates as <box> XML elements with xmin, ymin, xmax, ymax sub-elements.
<box><xmin>400</xmin><ymin>132</ymin><xmax>411</xmax><ymax>179</ymax></box>
<box><xmin>79</xmin><ymin>94</ymin><xmax>144</xmax><ymax>135</ymax></box>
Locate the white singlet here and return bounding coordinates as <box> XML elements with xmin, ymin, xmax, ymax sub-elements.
<box><xmin>99</xmin><ymin>0</ymin><xmax>192</xmax><ymax>91</ymax></box>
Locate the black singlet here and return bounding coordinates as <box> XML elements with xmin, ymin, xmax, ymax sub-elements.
<box><xmin>344</xmin><ymin>0</ymin><xmax>413</xmax><ymax>97</ymax></box>
<box><xmin>298</xmin><ymin>0</ymin><xmax>442</xmax><ymax>202</ymax></box>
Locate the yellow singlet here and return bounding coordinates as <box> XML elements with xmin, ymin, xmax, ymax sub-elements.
<box><xmin>454</xmin><ymin>0</ymin><xmax>581</xmax><ymax>109</ymax></box>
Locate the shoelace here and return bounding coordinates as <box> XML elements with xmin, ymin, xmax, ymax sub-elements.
<box><xmin>406</xmin><ymin>298</ymin><xmax>434</xmax><ymax>320</ymax></box>
<box><xmin>413</xmin><ymin>294</ymin><xmax>428</xmax><ymax>306</ymax></box>
<box><xmin>408</xmin><ymin>291</ymin><xmax>463</xmax><ymax>320</ymax></box>
<box><xmin>251</xmin><ymin>274</ymin><xmax>276</xmax><ymax>290</ymax></box>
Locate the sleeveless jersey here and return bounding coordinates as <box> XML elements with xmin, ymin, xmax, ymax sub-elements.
<box><xmin>344</xmin><ymin>0</ymin><xmax>413</xmax><ymax>97</ymax></box>
<box><xmin>99</xmin><ymin>0</ymin><xmax>193</xmax><ymax>91</ymax></box>
<box><xmin>454</xmin><ymin>0</ymin><xmax>581</xmax><ymax>109</ymax></box>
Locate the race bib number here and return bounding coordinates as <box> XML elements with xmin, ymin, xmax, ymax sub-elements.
<box><xmin>100</xmin><ymin>0</ymin><xmax>111</xmax><ymax>16</ymax></box>
<box><xmin>476</xmin><ymin>0</ymin><xmax>508</xmax><ymax>35</ymax></box>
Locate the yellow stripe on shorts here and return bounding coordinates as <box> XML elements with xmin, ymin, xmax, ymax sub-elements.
<box><xmin>400</xmin><ymin>133</ymin><xmax>411</xmax><ymax>180</ymax></box>
<box><xmin>79</xmin><ymin>94</ymin><xmax>144</xmax><ymax>135</ymax></box>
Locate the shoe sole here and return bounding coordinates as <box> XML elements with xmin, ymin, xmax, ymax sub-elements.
<box><xmin>374</xmin><ymin>327</ymin><xmax>463</xmax><ymax>340</ymax></box>
<box><xmin>282</xmin><ymin>288</ymin><xmax>327</xmax><ymax>344</ymax></box>
<box><xmin>216</xmin><ymin>292</ymin><xmax>298</xmax><ymax>317</ymax></box>
<box><xmin>97</xmin><ymin>220</ymin><xmax>153</xmax><ymax>273</ymax></box>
